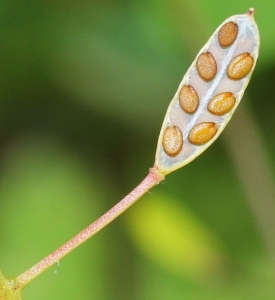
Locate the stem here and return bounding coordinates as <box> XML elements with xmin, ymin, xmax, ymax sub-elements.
<box><xmin>15</xmin><ymin>166</ymin><xmax>165</xmax><ymax>290</ymax></box>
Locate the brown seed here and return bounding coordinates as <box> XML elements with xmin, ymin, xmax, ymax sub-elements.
<box><xmin>162</xmin><ymin>126</ymin><xmax>183</xmax><ymax>156</ymax></box>
<box><xmin>208</xmin><ymin>92</ymin><xmax>236</xmax><ymax>116</ymax></box>
<box><xmin>196</xmin><ymin>52</ymin><xmax>217</xmax><ymax>81</ymax></box>
<box><xmin>179</xmin><ymin>85</ymin><xmax>199</xmax><ymax>113</ymax></box>
<box><xmin>218</xmin><ymin>21</ymin><xmax>238</xmax><ymax>47</ymax></box>
<box><xmin>227</xmin><ymin>52</ymin><xmax>254</xmax><ymax>80</ymax></box>
<box><xmin>188</xmin><ymin>122</ymin><xmax>218</xmax><ymax>145</ymax></box>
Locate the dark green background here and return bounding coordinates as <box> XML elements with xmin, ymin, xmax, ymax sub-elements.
<box><xmin>1</xmin><ymin>0</ymin><xmax>275</xmax><ymax>299</ymax></box>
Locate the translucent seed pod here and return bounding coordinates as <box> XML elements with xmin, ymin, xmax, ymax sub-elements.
<box><xmin>155</xmin><ymin>8</ymin><xmax>259</xmax><ymax>175</ymax></box>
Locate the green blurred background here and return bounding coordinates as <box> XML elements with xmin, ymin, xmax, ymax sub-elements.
<box><xmin>0</xmin><ymin>0</ymin><xmax>275</xmax><ymax>299</ymax></box>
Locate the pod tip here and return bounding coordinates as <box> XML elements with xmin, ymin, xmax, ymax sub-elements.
<box><xmin>246</xmin><ymin>8</ymin><xmax>255</xmax><ymax>17</ymax></box>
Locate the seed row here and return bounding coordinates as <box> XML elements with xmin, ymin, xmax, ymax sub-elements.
<box><xmin>162</xmin><ymin>20</ymin><xmax>255</xmax><ymax>157</ymax></box>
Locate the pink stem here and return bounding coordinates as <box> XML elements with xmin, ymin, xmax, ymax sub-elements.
<box><xmin>15</xmin><ymin>166</ymin><xmax>165</xmax><ymax>290</ymax></box>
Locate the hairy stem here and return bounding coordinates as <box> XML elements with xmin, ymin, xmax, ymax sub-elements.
<box><xmin>15</xmin><ymin>166</ymin><xmax>165</xmax><ymax>290</ymax></box>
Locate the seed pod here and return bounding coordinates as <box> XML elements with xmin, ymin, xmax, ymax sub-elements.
<box><xmin>155</xmin><ymin>8</ymin><xmax>260</xmax><ymax>175</ymax></box>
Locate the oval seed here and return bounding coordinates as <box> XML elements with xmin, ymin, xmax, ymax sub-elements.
<box><xmin>218</xmin><ymin>21</ymin><xmax>238</xmax><ymax>47</ymax></box>
<box><xmin>162</xmin><ymin>126</ymin><xmax>183</xmax><ymax>156</ymax></box>
<box><xmin>188</xmin><ymin>122</ymin><xmax>218</xmax><ymax>145</ymax></box>
<box><xmin>227</xmin><ymin>52</ymin><xmax>254</xmax><ymax>80</ymax></box>
<box><xmin>208</xmin><ymin>92</ymin><xmax>236</xmax><ymax>116</ymax></box>
<box><xmin>179</xmin><ymin>85</ymin><xmax>199</xmax><ymax>113</ymax></box>
<box><xmin>196</xmin><ymin>52</ymin><xmax>217</xmax><ymax>81</ymax></box>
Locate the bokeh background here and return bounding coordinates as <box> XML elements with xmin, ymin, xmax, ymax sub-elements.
<box><xmin>0</xmin><ymin>0</ymin><xmax>275</xmax><ymax>299</ymax></box>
